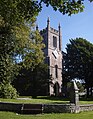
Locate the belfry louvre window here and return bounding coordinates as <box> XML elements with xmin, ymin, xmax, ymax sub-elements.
<box><xmin>53</xmin><ymin>36</ymin><xmax>57</xmax><ymax>48</ymax></box>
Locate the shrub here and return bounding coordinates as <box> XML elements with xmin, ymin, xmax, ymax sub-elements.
<box><xmin>0</xmin><ymin>83</ymin><xmax>18</xmax><ymax>99</ymax></box>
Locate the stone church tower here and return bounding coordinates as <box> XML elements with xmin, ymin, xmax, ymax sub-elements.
<box><xmin>40</xmin><ymin>18</ymin><xmax>62</xmax><ymax>96</ymax></box>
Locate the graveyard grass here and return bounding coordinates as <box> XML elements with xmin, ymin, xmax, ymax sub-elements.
<box><xmin>0</xmin><ymin>96</ymin><xmax>69</xmax><ymax>104</ymax></box>
<box><xmin>0</xmin><ymin>96</ymin><xmax>93</xmax><ymax>104</ymax></box>
<box><xmin>0</xmin><ymin>111</ymin><xmax>93</xmax><ymax>119</ymax></box>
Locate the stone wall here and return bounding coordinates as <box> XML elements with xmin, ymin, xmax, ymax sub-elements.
<box><xmin>0</xmin><ymin>102</ymin><xmax>22</xmax><ymax>113</ymax></box>
<box><xmin>43</xmin><ymin>104</ymin><xmax>76</xmax><ymax>113</ymax></box>
<box><xmin>0</xmin><ymin>102</ymin><xmax>93</xmax><ymax>114</ymax></box>
<box><xmin>80</xmin><ymin>104</ymin><xmax>93</xmax><ymax>112</ymax></box>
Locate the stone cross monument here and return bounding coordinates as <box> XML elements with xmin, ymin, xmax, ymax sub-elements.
<box><xmin>69</xmin><ymin>81</ymin><xmax>79</xmax><ymax>105</ymax></box>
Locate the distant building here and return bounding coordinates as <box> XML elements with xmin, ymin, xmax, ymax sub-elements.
<box><xmin>39</xmin><ymin>18</ymin><xmax>63</xmax><ymax>96</ymax></box>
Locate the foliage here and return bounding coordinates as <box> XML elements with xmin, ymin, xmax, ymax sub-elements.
<box><xmin>63</xmin><ymin>38</ymin><xmax>93</xmax><ymax>97</ymax></box>
<box><xmin>40</xmin><ymin>0</ymin><xmax>93</xmax><ymax>15</ymax></box>
<box><xmin>20</xmin><ymin>30</ymin><xmax>45</xmax><ymax>69</ymax></box>
<box><xmin>0</xmin><ymin>83</ymin><xmax>18</xmax><ymax>99</ymax></box>
<box><xmin>0</xmin><ymin>17</ymin><xmax>18</xmax><ymax>82</ymax></box>
<box><xmin>0</xmin><ymin>0</ymin><xmax>41</xmax><ymax>26</ymax></box>
<box><xmin>76</xmin><ymin>81</ymin><xmax>85</xmax><ymax>92</ymax></box>
<box><xmin>0</xmin><ymin>17</ymin><xmax>19</xmax><ymax>98</ymax></box>
<box><xmin>1</xmin><ymin>0</ymin><xmax>92</xmax><ymax>24</ymax></box>
<box><xmin>0</xmin><ymin>0</ymin><xmax>44</xmax><ymax>98</ymax></box>
<box><xmin>31</xmin><ymin>63</ymin><xmax>49</xmax><ymax>97</ymax></box>
<box><xmin>40</xmin><ymin>0</ymin><xmax>84</xmax><ymax>15</ymax></box>
<box><xmin>13</xmin><ymin>63</ymin><xmax>49</xmax><ymax>97</ymax></box>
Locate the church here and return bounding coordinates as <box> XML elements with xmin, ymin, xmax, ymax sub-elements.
<box><xmin>39</xmin><ymin>18</ymin><xmax>63</xmax><ymax>96</ymax></box>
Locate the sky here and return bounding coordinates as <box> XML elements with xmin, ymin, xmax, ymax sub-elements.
<box><xmin>37</xmin><ymin>1</ymin><xmax>93</xmax><ymax>52</ymax></box>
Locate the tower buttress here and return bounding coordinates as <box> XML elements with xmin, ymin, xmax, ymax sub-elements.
<box><xmin>47</xmin><ymin>17</ymin><xmax>50</xmax><ymax>51</ymax></box>
<box><xmin>58</xmin><ymin>23</ymin><xmax>62</xmax><ymax>51</ymax></box>
<box><xmin>47</xmin><ymin>17</ymin><xmax>50</xmax><ymax>30</ymax></box>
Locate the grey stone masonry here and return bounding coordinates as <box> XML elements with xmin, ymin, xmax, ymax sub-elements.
<box><xmin>40</xmin><ymin>18</ymin><xmax>63</xmax><ymax>96</ymax></box>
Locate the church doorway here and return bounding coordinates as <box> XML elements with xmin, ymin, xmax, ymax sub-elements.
<box><xmin>54</xmin><ymin>82</ymin><xmax>60</xmax><ymax>96</ymax></box>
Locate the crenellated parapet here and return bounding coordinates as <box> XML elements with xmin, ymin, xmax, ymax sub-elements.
<box><xmin>50</xmin><ymin>27</ymin><xmax>59</xmax><ymax>35</ymax></box>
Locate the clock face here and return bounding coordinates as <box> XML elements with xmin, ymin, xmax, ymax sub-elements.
<box><xmin>52</xmin><ymin>49</ymin><xmax>58</xmax><ymax>59</ymax></box>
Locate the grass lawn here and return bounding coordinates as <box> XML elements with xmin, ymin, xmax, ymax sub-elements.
<box><xmin>0</xmin><ymin>96</ymin><xmax>69</xmax><ymax>104</ymax></box>
<box><xmin>0</xmin><ymin>96</ymin><xmax>93</xmax><ymax>105</ymax></box>
<box><xmin>0</xmin><ymin>111</ymin><xmax>93</xmax><ymax>119</ymax></box>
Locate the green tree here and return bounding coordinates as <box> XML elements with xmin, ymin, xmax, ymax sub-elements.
<box><xmin>13</xmin><ymin>63</ymin><xmax>49</xmax><ymax>97</ymax></box>
<box><xmin>0</xmin><ymin>17</ymin><xmax>18</xmax><ymax>98</ymax></box>
<box><xmin>40</xmin><ymin>0</ymin><xmax>93</xmax><ymax>15</ymax></box>
<box><xmin>0</xmin><ymin>17</ymin><xmax>44</xmax><ymax>98</ymax></box>
<box><xmin>0</xmin><ymin>0</ymin><xmax>40</xmax><ymax>26</ymax></box>
<box><xmin>63</xmin><ymin>38</ymin><xmax>93</xmax><ymax>98</ymax></box>
<box><xmin>0</xmin><ymin>0</ymin><xmax>44</xmax><ymax>98</ymax></box>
